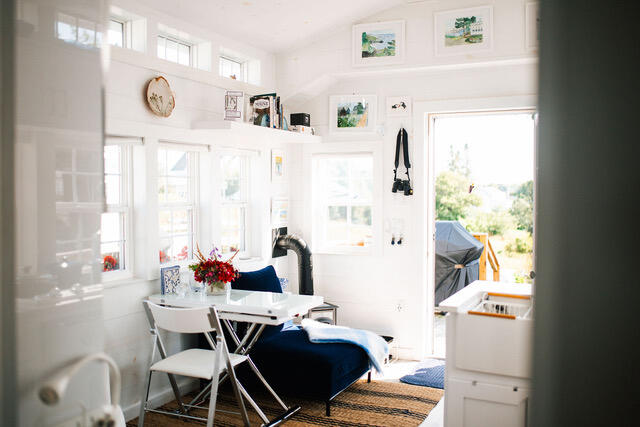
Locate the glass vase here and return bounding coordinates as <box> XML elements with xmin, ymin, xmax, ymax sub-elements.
<box><xmin>206</xmin><ymin>280</ymin><xmax>227</xmax><ymax>295</ymax></box>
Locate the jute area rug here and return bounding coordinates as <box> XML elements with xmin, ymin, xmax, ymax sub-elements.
<box><xmin>128</xmin><ymin>380</ymin><xmax>444</xmax><ymax>426</ymax></box>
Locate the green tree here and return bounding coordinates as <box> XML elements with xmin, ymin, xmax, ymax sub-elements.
<box><xmin>436</xmin><ymin>171</ymin><xmax>481</xmax><ymax>220</ymax></box>
<box><xmin>448</xmin><ymin>144</ymin><xmax>471</xmax><ymax>178</ymax></box>
<box><xmin>509</xmin><ymin>180</ymin><xmax>534</xmax><ymax>234</ymax></box>
<box><xmin>464</xmin><ymin>209</ymin><xmax>514</xmax><ymax>236</ymax></box>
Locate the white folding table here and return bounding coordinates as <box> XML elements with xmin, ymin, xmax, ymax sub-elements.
<box><xmin>147</xmin><ymin>290</ymin><xmax>323</xmax><ymax>426</ymax></box>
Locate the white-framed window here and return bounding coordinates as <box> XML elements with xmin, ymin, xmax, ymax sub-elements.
<box><xmin>158</xmin><ymin>146</ymin><xmax>198</xmax><ymax>264</ymax></box>
<box><xmin>313</xmin><ymin>153</ymin><xmax>374</xmax><ymax>251</ymax></box>
<box><xmin>55</xmin><ymin>12</ymin><xmax>102</xmax><ymax>47</ymax></box>
<box><xmin>55</xmin><ymin>146</ymin><xmax>103</xmax><ymax>263</ymax></box>
<box><xmin>107</xmin><ymin>18</ymin><xmax>124</xmax><ymax>47</ymax></box>
<box><xmin>219</xmin><ymin>154</ymin><xmax>250</xmax><ymax>255</ymax></box>
<box><xmin>109</xmin><ymin>6</ymin><xmax>147</xmax><ymax>52</ymax></box>
<box><xmin>157</xmin><ymin>35</ymin><xmax>192</xmax><ymax>66</ymax></box>
<box><xmin>101</xmin><ymin>143</ymin><xmax>132</xmax><ymax>277</ymax></box>
<box><xmin>219</xmin><ymin>55</ymin><xmax>245</xmax><ymax>81</ymax></box>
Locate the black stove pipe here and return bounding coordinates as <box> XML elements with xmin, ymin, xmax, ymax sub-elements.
<box><xmin>275</xmin><ymin>234</ymin><xmax>314</xmax><ymax>295</ymax></box>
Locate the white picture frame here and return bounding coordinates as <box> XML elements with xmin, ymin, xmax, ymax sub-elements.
<box><xmin>271</xmin><ymin>197</ymin><xmax>289</xmax><ymax>227</ymax></box>
<box><xmin>271</xmin><ymin>149</ymin><xmax>286</xmax><ymax>182</ymax></box>
<box><xmin>434</xmin><ymin>6</ymin><xmax>493</xmax><ymax>57</ymax></box>
<box><xmin>352</xmin><ymin>20</ymin><xmax>405</xmax><ymax>67</ymax></box>
<box><xmin>329</xmin><ymin>94</ymin><xmax>378</xmax><ymax>135</ymax></box>
<box><xmin>386</xmin><ymin>96</ymin><xmax>412</xmax><ymax>117</ymax></box>
<box><xmin>525</xmin><ymin>2</ymin><xmax>540</xmax><ymax>50</ymax></box>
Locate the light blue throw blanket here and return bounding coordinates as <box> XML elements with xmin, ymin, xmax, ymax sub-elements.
<box><xmin>301</xmin><ymin>319</ymin><xmax>389</xmax><ymax>373</ymax></box>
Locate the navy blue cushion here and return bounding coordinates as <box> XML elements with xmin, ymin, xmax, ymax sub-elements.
<box><xmin>232</xmin><ymin>265</ymin><xmax>283</xmax><ymax>293</ymax></box>
<box><xmin>249</xmin><ymin>327</ymin><xmax>370</xmax><ymax>399</ymax></box>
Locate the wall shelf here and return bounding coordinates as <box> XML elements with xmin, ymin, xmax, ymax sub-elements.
<box><xmin>191</xmin><ymin>120</ymin><xmax>322</xmax><ymax>144</ymax></box>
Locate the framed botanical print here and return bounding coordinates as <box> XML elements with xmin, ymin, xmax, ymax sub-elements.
<box><xmin>329</xmin><ymin>95</ymin><xmax>378</xmax><ymax>135</ymax></box>
<box><xmin>434</xmin><ymin>6</ymin><xmax>493</xmax><ymax>56</ymax></box>
<box><xmin>352</xmin><ymin>20</ymin><xmax>405</xmax><ymax>67</ymax></box>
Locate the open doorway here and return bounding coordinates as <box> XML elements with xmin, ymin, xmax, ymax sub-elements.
<box><xmin>430</xmin><ymin>110</ymin><xmax>536</xmax><ymax>357</ymax></box>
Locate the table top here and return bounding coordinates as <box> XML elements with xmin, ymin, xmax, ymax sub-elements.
<box><xmin>149</xmin><ymin>290</ymin><xmax>324</xmax><ymax>325</ymax></box>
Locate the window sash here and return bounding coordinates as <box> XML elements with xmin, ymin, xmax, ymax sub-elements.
<box><xmin>157</xmin><ymin>149</ymin><xmax>199</xmax><ymax>264</ymax></box>
<box><xmin>314</xmin><ymin>154</ymin><xmax>374</xmax><ymax>250</ymax></box>
<box><xmin>157</xmin><ymin>35</ymin><xmax>192</xmax><ymax>66</ymax></box>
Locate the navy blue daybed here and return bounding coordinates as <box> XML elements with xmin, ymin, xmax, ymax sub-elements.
<box><xmin>232</xmin><ymin>266</ymin><xmax>371</xmax><ymax>416</ymax></box>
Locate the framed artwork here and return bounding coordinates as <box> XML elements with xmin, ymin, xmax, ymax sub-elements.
<box><xmin>271</xmin><ymin>149</ymin><xmax>286</xmax><ymax>182</ymax></box>
<box><xmin>160</xmin><ymin>265</ymin><xmax>181</xmax><ymax>294</ymax></box>
<box><xmin>146</xmin><ymin>76</ymin><xmax>175</xmax><ymax>117</ymax></box>
<box><xmin>525</xmin><ymin>2</ymin><xmax>540</xmax><ymax>50</ymax></box>
<box><xmin>434</xmin><ymin>6</ymin><xmax>493</xmax><ymax>56</ymax></box>
<box><xmin>352</xmin><ymin>20</ymin><xmax>405</xmax><ymax>67</ymax></box>
<box><xmin>271</xmin><ymin>197</ymin><xmax>289</xmax><ymax>227</ymax></box>
<box><xmin>386</xmin><ymin>96</ymin><xmax>412</xmax><ymax>117</ymax></box>
<box><xmin>329</xmin><ymin>95</ymin><xmax>377</xmax><ymax>135</ymax></box>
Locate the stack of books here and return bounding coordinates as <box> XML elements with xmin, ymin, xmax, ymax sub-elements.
<box><xmin>249</xmin><ymin>93</ymin><xmax>287</xmax><ymax>129</ymax></box>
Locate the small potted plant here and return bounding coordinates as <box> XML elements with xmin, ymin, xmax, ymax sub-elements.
<box><xmin>189</xmin><ymin>244</ymin><xmax>239</xmax><ymax>295</ymax></box>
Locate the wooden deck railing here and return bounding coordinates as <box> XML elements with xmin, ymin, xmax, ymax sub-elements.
<box><xmin>472</xmin><ymin>232</ymin><xmax>500</xmax><ymax>281</ymax></box>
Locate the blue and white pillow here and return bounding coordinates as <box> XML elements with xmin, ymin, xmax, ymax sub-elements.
<box><xmin>160</xmin><ymin>265</ymin><xmax>181</xmax><ymax>294</ymax></box>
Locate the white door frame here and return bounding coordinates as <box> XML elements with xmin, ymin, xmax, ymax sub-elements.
<box><xmin>413</xmin><ymin>95</ymin><xmax>537</xmax><ymax>358</ymax></box>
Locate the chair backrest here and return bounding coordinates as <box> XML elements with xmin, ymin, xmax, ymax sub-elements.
<box><xmin>145</xmin><ymin>301</ymin><xmax>218</xmax><ymax>334</ymax></box>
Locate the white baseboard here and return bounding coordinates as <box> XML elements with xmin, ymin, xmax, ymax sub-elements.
<box><xmin>123</xmin><ymin>379</ymin><xmax>200</xmax><ymax>422</ymax></box>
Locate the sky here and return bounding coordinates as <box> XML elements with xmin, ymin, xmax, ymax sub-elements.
<box><xmin>433</xmin><ymin>113</ymin><xmax>535</xmax><ymax>185</ymax></box>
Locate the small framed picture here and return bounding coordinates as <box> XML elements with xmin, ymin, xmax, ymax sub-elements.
<box><xmin>271</xmin><ymin>149</ymin><xmax>286</xmax><ymax>182</ymax></box>
<box><xmin>329</xmin><ymin>94</ymin><xmax>377</xmax><ymax>135</ymax></box>
<box><xmin>386</xmin><ymin>96</ymin><xmax>412</xmax><ymax>117</ymax></box>
<box><xmin>525</xmin><ymin>2</ymin><xmax>540</xmax><ymax>50</ymax></box>
<box><xmin>160</xmin><ymin>265</ymin><xmax>181</xmax><ymax>295</ymax></box>
<box><xmin>434</xmin><ymin>6</ymin><xmax>493</xmax><ymax>56</ymax></box>
<box><xmin>271</xmin><ymin>197</ymin><xmax>289</xmax><ymax>227</ymax></box>
<box><xmin>352</xmin><ymin>20</ymin><xmax>405</xmax><ymax>67</ymax></box>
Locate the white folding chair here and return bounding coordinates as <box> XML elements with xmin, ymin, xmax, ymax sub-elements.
<box><xmin>138</xmin><ymin>301</ymin><xmax>251</xmax><ymax>427</ymax></box>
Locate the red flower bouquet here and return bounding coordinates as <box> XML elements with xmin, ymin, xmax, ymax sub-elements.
<box><xmin>189</xmin><ymin>244</ymin><xmax>239</xmax><ymax>294</ymax></box>
<box><xmin>103</xmin><ymin>255</ymin><xmax>118</xmax><ymax>272</ymax></box>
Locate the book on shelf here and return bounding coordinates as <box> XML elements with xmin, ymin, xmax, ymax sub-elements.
<box><xmin>250</xmin><ymin>93</ymin><xmax>287</xmax><ymax>129</ymax></box>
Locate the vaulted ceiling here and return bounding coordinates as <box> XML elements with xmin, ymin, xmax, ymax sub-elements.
<box><xmin>148</xmin><ymin>0</ymin><xmax>407</xmax><ymax>52</ymax></box>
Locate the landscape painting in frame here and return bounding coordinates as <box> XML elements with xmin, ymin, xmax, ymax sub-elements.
<box><xmin>330</xmin><ymin>95</ymin><xmax>377</xmax><ymax>135</ymax></box>
<box><xmin>434</xmin><ymin>6</ymin><xmax>493</xmax><ymax>56</ymax></box>
<box><xmin>353</xmin><ymin>21</ymin><xmax>405</xmax><ymax>66</ymax></box>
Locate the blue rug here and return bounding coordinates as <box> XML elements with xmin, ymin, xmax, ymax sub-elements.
<box><xmin>400</xmin><ymin>360</ymin><xmax>445</xmax><ymax>389</ymax></box>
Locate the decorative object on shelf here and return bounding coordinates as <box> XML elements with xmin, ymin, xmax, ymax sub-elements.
<box><xmin>290</xmin><ymin>113</ymin><xmax>310</xmax><ymax>127</ymax></box>
<box><xmin>352</xmin><ymin>20</ymin><xmax>405</xmax><ymax>67</ymax></box>
<box><xmin>224</xmin><ymin>90</ymin><xmax>244</xmax><ymax>121</ymax></box>
<box><xmin>271</xmin><ymin>149</ymin><xmax>286</xmax><ymax>182</ymax></box>
<box><xmin>525</xmin><ymin>2</ymin><xmax>540</xmax><ymax>50</ymax></box>
<box><xmin>329</xmin><ymin>94</ymin><xmax>378</xmax><ymax>135</ymax></box>
<box><xmin>249</xmin><ymin>92</ymin><xmax>285</xmax><ymax>129</ymax></box>
<box><xmin>146</xmin><ymin>76</ymin><xmax>175</xmax><ymax>117</ymax></box>
<box><xmin>271</xmin><ymin>197</ymin><xmax>289</xmax><ymax>227</ymax></box>
<box><xmin>160</xmin><ymin>265</ymin><xmax>181</xmax><ymax>295</ymax></box>
<box><xmin>434</xmin><ymin>6</ymin><xmax>493</xmax><ymax>56</ymax></box>
<box><xmin>386</xmin><ymin>96</ymin><xmax>412</xmax><ymax>117</ymax></box>
<box><xmin>290</xmin><ymin>125</ymin><xmax>314</xmax><ymax>135</ymax></box>
<box><xmin>189</xmin><ymin>244</ymin><xmax>239</xmax><ymax>295</ymax></box>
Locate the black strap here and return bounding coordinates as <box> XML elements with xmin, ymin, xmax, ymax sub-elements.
<box><xmin>394</xmin><ymin>128</ymin><xmax>411</xmax><ymax>180</ymax></box>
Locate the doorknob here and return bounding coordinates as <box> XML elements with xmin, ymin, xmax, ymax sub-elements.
<box><xmin>529</xmin><ymin>271</ymin><xmax>536</xmax><ymax>279</ymax></box>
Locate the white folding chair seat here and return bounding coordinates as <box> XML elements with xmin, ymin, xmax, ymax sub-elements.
<box><xmin>138</xmin><ymin>301</ymin><xmax>251</xmax><ymax>427</ymax></box>
<box><xmin>150</xmin><ymin>348</ymin><xmax>247</xmax><ymax>379</ymax></box>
